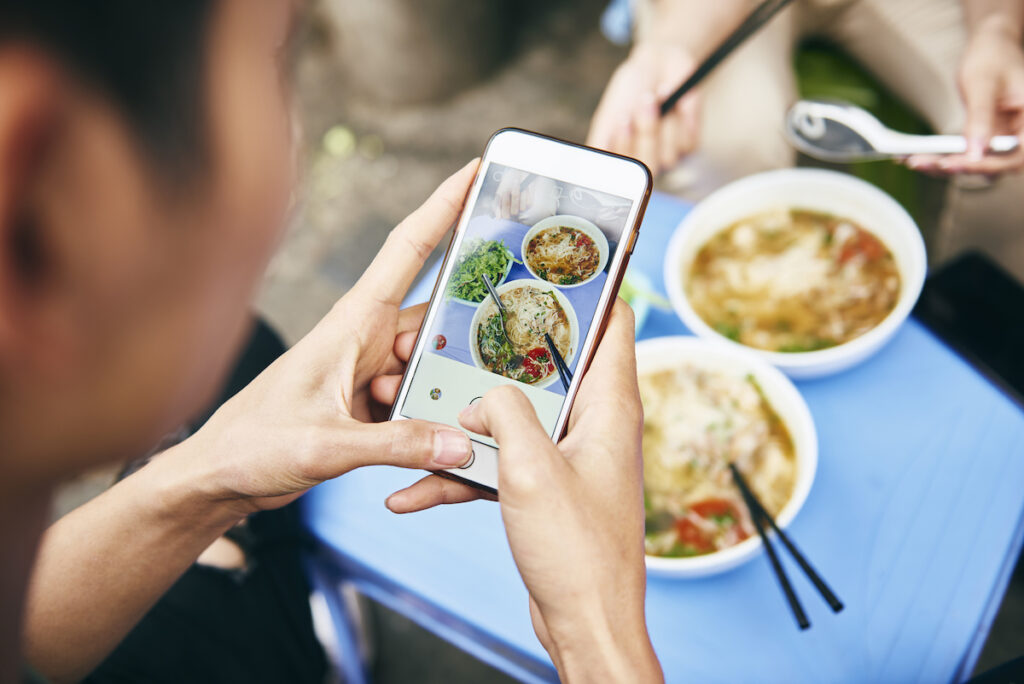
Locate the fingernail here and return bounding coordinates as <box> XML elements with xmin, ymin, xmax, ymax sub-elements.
<box><xmin>458</xmin><ymin>403</ymin><xmax>476</xmax><ymax>423</ymax></box>
<box><xmin>385</xmin><ymin>491</ymin><xmax>407</xmax><ymax>511</ymax></box>
<box><xmin>433</xmin><ymin>429</ymin><xmax>471</xmax><ymax>467</ymax></box>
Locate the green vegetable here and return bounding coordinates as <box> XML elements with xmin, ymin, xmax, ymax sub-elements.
<box><xmin>645</xmin><ymin>511</ymin><xmax>675</xmax><ymax>534</ymax></box>
<box><xmin>663</xmin><ymin>542</ymin><xmax>702</xmax><ymax>558</ymax></box>
<box><xmin>711</xmin><ymin>512</ymin><xmax>735</xmax><ymax>526</ymax></box>
<box><xmin>476</xmin><ymin>313</ymin><xmax>535</xmax><ymax>384</ymax></box>
<box><xmin>446</xmin><ymin>240</ymin><xmax>518</xmax><ymax>302</ymax></box>
<box><xmin>714</xmin><ymin>321</ymin><xmax>742</xmax><ymax>341</ymax></box>
<box><xmin>777</xmin><ymin>338</ymin><xmax>836</xmax><ymax>353</ymax></box>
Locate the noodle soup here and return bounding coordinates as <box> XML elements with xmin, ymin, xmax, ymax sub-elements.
<box><xmin>525</xmin><ymin>225</ymin><xmax>602</xmax><ymax>286</ymax></box>
<box><xmin>641</xmin><ymin>364</ymin><xmax>796</xmax><ymax>558</ymax></box>
<box><xmin>687</xmin><ymin>209</ymin><xmax>900</xmax><ymax>353</ymax></box>
<box><xmin>475</xmin><ymin>284</ymin><xmax>572</xmax><ymax>385</ymax></box>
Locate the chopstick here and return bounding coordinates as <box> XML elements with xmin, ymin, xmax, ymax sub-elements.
<box><xmin>544</xmin><ymin>332</ymin><xmax>573</xmax><ymax>392</ymax></box>
<box><xmin>729</xmin><ymin>463</ymin><xmax>844</xmax><ymax>629</ymax></box>
<box><xmin>659</xmin><ymin>0</ymin><xmax>797</xmax><ymax>116</ymax></box>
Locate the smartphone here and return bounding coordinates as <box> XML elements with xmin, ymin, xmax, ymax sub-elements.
<box><xmin>389</xmin><ymin>128</ymin><xmax>652</xmax><ymax>492</ymax></box>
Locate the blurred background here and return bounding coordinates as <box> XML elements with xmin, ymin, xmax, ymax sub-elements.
<box><xmin>257</xmin><ymin>0</ymin><xmax>626</xmax><ymax>343</ymax></box>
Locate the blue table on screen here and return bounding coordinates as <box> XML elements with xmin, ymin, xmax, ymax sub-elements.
<box><xmin>302</xmin><ymin>192</ymin><xmax>1024</xmax><ymax>684</ymax></box>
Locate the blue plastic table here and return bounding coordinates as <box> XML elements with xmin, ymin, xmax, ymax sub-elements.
<box><xmin>302</xmin><ymin>192</ymin><xmax>1024</xmax><ymax>683</ymax></box>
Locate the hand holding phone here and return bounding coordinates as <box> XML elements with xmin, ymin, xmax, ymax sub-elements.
<box><xmin>389</xmin><ymin>129</ymin><xmax>652</xmax><ymax>492</ymax></box>
<box><xmin>386</xmin><ymin>302</ymin><xmax>663</xmax><ymax>681</ymax></box>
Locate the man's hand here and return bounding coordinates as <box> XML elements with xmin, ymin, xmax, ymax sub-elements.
<box><xmin>175</xmin><ymin>159</ymin><xmax>481</xmax><ymax>517</ymax></box>
<box><xmin>588</xmin><ymin>43</ymin><xmax>701</xmax><ymax>176</ymax></box>
<box><xmin>385</xmin><ymin>302</ymin><xmax>663</xmax><ymax>683</ymax></box>
<box><xmin>907</xmin><ymin>13</ymin><xmax>1024</xmax><ymax>175</ymax></box>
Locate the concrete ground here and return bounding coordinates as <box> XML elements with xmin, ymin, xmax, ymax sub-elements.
<box><xmin>54</xmin><ymin>0</ymin><xmax>1022</xmax><ymax>680</ymax></box>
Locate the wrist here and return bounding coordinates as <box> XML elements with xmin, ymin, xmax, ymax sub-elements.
<box><xmin>544</xmin><ymin>608</ymin><xmax>662</xmax><ymax>683</ymax></box>
<box><xmin>140</xmin><ymin>438</ymin><xmax>247</xmax><ymax>534</ymax></box>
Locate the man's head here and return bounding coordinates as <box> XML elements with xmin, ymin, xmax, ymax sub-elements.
<box><xmin>0</xmin><ymin>0</ymin><xmax>300</xmax><ymax>481</ymax></box>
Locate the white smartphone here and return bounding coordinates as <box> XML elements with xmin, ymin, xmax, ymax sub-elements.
<box><xmin>389</xmin><ymin>128</ymin><xmax>652</xmax><ymax>493</ymax></box>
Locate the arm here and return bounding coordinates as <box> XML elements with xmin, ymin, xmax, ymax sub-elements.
<box><xmin>22</xmin><ymin>160</ymin><xmax>481</xmax><ymax>683</ymax></box>
<box><xmin>587</xmin><ymin>0</ymin><xmax>751</xmax><ymax>174</ymax></box>
<box><xmin>643</xmin><ymin>0</ymin><xmax>753</xmax><ymax>58</ymax></box>
<box><xmin>23</xmin><ymin>451</ymin><xmax>242</xmax><ymax>683</ymax></box>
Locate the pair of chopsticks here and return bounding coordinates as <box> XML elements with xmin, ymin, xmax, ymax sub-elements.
<box><xmin>729</xmin><ymin>463</ymin><xmax>843</xmax><ymax>630</ymax></box>
<box><xmin>659</xmin><ymin>0</ymin><xmax>797</xmax><ymax>116</ymax></box>
<box><xmin>544</xmin><ymin>332</ymin><xmax>573</xmax><ymax>391</ymax></box>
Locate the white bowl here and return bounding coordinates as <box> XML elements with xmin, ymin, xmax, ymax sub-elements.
<box><xmin>468</xmin><ymin>278</ymin><xmax>579</xmax><ymax>390</ymax></box>
<box><xmin>522</xmin><ymin>214</ymin><xmax>609</xmax><ymax>288</ymax></box>
<box><xmin>664</xmin><ymin>169</ymin><xmax>927</xmax><ymax>379</ymax></box>
<box><xmin>637</xmin><ymin>336</ymin><xmax>817</xmax><ymax>578</ymax></box>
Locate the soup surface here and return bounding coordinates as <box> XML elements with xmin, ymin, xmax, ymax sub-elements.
<box><xmin>641</xmin><ymin>365</ymin><xmax>796</xmax><ymax>557</ymax></box>
<box><xmin>526</xmin><ymin>226</ymin><xmax>601</xmax><ymax>286</ymax></box>
<box><xmin>476</xmin><ymin>285</ymin><xmax>571</xmax><ymax>384</ymax></box>
<box><xmin>688</xmin><ymin>209</ymin><xmax>900</xmax><ymax>352</ymax></box>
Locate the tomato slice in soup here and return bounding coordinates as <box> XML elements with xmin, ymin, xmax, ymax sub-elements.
<box><xmin>674</xmin><ymin>519</ymin><xmax>714</xmax><ymax>553</ymax></box>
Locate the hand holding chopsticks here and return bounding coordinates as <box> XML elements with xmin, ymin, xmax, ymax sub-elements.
<box><xmin>588</xmin><ymin>0</ymin><xmax>796</xmax><ymax>174</ymax></box>
<box><xmin>659</xmin><ymin>0</ymin><xmax>798</xmax><ymax>116</ymax></box>
<box><xmin>729</xmin><ymin>463</ymin><xmax>843</xmax><ymax>630</ymax></box>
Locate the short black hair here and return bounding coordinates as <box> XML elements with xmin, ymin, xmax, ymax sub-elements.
<box><xmin>0</xmin><ymin>1</ymin><xmax>216</xmax><ymax>179</ymax></box>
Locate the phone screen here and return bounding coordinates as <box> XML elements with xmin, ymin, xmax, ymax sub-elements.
<box><xmin>399</xmin><ymin>162</ymin><xmax>636</xmax><ymax>446</ymax></box>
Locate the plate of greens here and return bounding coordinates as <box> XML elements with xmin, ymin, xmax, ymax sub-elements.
<box><xmin>446</xmin><ymin>239</ymin><xmax>518</xmax><ymax>305</ymax></box>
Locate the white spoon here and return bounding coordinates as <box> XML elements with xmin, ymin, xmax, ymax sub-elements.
<box><xmin>785</xmin><ymin>100</ymin><xmax>1019</xmax><ymax>162</ymax></box>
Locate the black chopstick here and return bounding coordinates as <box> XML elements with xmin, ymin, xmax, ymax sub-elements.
<box><xmin>659</xmin><ymin>0</ymin><xmax>797</xmax><ymax>116</ymax></box>
<box><xmin>544</xmin><ymin>332</ymin><xmax>572</xmax><ymax>392</ymax></box>
<box><xmin>731</xmin><ymin>464</ymin><xmax>809</xmax><ymax>630</ymax></box>
<box><xmin>730</xmin><ymin>463</ymin><xmax>844</xmax><ymax>613</ymax></box>
<box><xmin>729</xmin><ymin>464</ymin><xmax>844</xmax><ymax>629</ymax></box>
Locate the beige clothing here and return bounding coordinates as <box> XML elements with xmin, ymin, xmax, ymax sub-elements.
<box><xmin>638</xmin><ymin>0</ymin><xmax>1024</xmax><ymax>279</ymax></box>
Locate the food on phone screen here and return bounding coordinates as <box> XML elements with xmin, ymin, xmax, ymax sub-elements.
<box><xmin>432</xmin><ymin>334</ymin><xmax>447</xmax><ymax>350</ymax></box>
<box><xmin>641</xmin><ymin>365</ymin><xmax>796</xmax><ymax>558</ymax></box>
<box><xmin>526</xmin><ymin>225</ymin><xmax>601</xmax><ymax>286</ymax></box>
<box><xmin>446</xmin><ymin>239</ymin><xmax>518</xmax><ymax>303</ymax></box>
<box><xmin>687</xmin><ymin>209</ymin><xmax>900</xmax><ymax>352</ymax></box>
<box><xmin>475</xmin><ymin>285</ymin><xmax>571</xmax><ymax>384</ymax></box>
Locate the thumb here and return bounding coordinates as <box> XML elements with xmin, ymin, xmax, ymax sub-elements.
<box><xmin>458</xmin><ymin>385</ymin><xmax>560</xmax><ymax>487</ymax></box>
<box><xmin>328</xmin><ymin>419</ymin><xmax>473</xmax><ymax>473</ymax></box>
<box><xmin>964</xmin><ymin>74</ymin><xmax>998</xmax><ymax>161</ymax></box>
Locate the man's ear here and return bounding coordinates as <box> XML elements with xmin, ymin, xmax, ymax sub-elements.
<box><xmin>0</xmin><ymin>48</ymin><xmax>63</xmax><ymax>366</ymax></box>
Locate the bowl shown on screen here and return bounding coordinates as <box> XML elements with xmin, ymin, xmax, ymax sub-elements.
<box><xmin>664</xmin><ymin>169</ymin><xmax>927</xmax><ymax>378</ymax></box>
<box><xmin>522</xmin><ymin>214</ymin><xmax>609</xmax><ymax>288</ymax></box>
<box><xmin>468</xmin><ymin>279</ymin><xmax>579</xmax><ymax>390</ymax></box>
<box><xmin>638</xmin><ymin>336</ymin><xmax>817</xmax><ymax>578</ymax></box>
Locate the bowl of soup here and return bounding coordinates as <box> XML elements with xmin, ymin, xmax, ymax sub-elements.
<box><xmin>522</xmin><ymin>215</ymin><xmax>609</xmax><ymax>288</ymax></box>
<box><xmin>637</xmin><ymin>336</ymin><xmax>817</xmax><ymax>578</ymax></box>
<box><xmin>469</xmin><ymin>279</ymin><xmax>579</xmax><ymax>389</ymax></box>
<box><xmin>664</xmin><ymin>169</ymin><xmax>927</xmax><ymax>378</ymax></box>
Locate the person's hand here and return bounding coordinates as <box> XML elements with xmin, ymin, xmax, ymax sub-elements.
<box><xmin>588</xmin><ymin>43</ymin><xmax>701</xmax><ymax>176</ymax></box>
<box><xmin>171</xmin><ymin>160</ymin><xmax>480</xmax><ymax>518</ymax></box>
<box><xmin>385</xmin><ymin>302</ymin><xmax>663</xmax><ymax>682</ymax></box>
<box><xmin>493</xmin><ymin>171</ymin><xmax>559</xmax><ymax>223</ymax></box>
<box><xmin>906</xmin><ymin>18</ymin><xmax>1024</xmax><ymax>175</ymax></box>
